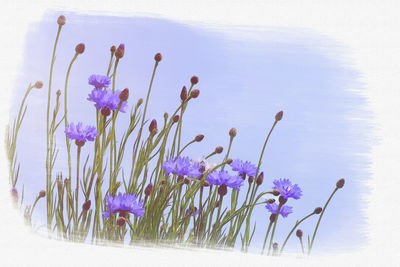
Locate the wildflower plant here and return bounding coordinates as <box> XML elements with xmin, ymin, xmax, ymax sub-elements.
<box><xmin>6</xmin><ymin>14</ymin><xmax>346</xmax><ymax>257</ymax></box>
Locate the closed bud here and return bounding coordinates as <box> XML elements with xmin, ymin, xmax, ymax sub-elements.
<box><xmin>173</xmin><ymin>115</ymin><xmax>180</xmax><ymax>123</ymax></box>
<box><xmin>11</xmin><ymin>188</ymin><xmax>18</xmax><ymax>202</ymax></box>
<box><xmin>275</xmin><ymin>111</ymin><xmax>283</xmax><ymax>121</ymax></box>
<box><xmin>296</xmin><ymin>229</ymin><xmax>303</xmax><ymax>238</ymax></box>
<box><xmin>248</xmin><ymin>176</ymin><xmax>254</xmax><ymax>184</ymax></box>
<box><xmin>269</xmin><ymin>214</ymin><xmax>276</xmax><ymax>222</ymax></box>
<box><xmin>314</xmin><ymin>207</ymin><xmax>322</xmax><ymax>214</ymax></box>
<box><xmin>272</xmin><ymin>189</ymin><xmax>280</xmax><ymax>196</ymax></box>
<box><xmin>34</xmin><ymin>81</ymin><xmax>43</xmax><ymax>89</ymax></box>
<box><xmin>116</xmin><ymin>216</ymin><xmax>126</xmax><ymax>226</ymax></box>
<box><xmin>56</xmin><ymin>89</ymin><xmax>61</xmax><ymax>97</ymax></box>
<box><xmin>215</xmin><ymin>146</ymin><xmax>223</xmax><ymax>154</ymax></box>
<box><xmin>154</xmin><ymin>53</ymin><xmax>162</xmax><ymax>62</ymax></box>
<box><xmin>82</xmin><ymin>200</ymin><xmax>91</xmax><ymax>211</ymax></box>
<box><xmin>203</xmin><ymin>181</ymin><xmax>210</xmax><ymax>187</ymax></box>
<box><xmin>177</xmin><ymin>176</ymin><xmax>184</xmax><ymax>184</ymax></box>
<box><xmin>137</xmin><ymin>98</ymin><xmax>143</xmax><ymax>106</ymax></box>
<box><xmin>195</xmin><ymin>134</ymin><xmax>204</xmax><ymax>142</ymax></box>
<box><xmin>149</xmin><ymin>119</ymin><xmax>157</xmax><ymax>133</ymax></box>
<box><xmin>101</xmin><ymin>107</ymin><xmax>111</xmax><ymax>117</ymax></box>
<box><xmin>226</xmin><ymin>158</ymin><xmax>233</xmax><ymax>164</ymax></box>
<box><xmin>190</xmin><ymin>76</ymin><xmax>199</xmax><ymax>85</ymax></box>
<box><xmin>279</xmin><ymin>196</ymin><xmax>287</xmax><ymax>205</ymax></box>
<box><xmin>110</xmin><ymin>45</ymin><xmax>116</xmax><ymax>54</ymax></box>
<box><xmin>119</xmin><ymin>88</ymin><xmax>129</xmax><ymax>102</ymax></box>
<box><xmin>145</xmin><ymin>183</ymin><xmax>153</xmax><ymax>196</ymax></box>
<box><xmin>39</xmin><ymin>190</ymin><xmax>46</xmax><ymax>198</ymax></box>
<box><xmin>227</xmin><ymin>210</ymin><xmax>231</xmax><ymax>216</ymax></box>
<box><xmin>267</xmin><ymin>198</ymin><xmax>275</xmax><ymax>204</ymax></box>
<box><xmin>164</xmin><ymin>112</ymin><xmax>168</xmax><ymax>120</ymax></box>
<box><xmin>184</xmin><ymin>178</ymin><xmax>190</xmax><ymax>185</ymax></box>
<box><xmin>218</xmin><ymin>184</ymin><xmax>227</xmax><ymax>197</ymax></box>
<box><xmin>180</xmin><ymin>86</ymin><xmax>187</xmax><ymax>102</ymax></box>
<box><xmin>336</xmin><ymin>178</ymin><xmax>345</xmax><ymax>189</ymax></box>
<box><xmin>115</xmin><ymin>44</ymin><xmax>125</xmax><ymax>59</ymax></box>
<box><xmin>256</xmin><ymin>172</ymin><xmax>264</xmax><ymax>186</ymax></box>
<box><xmin>75</xmin><ymin>43</ymin><xmax>85</xmax><ymax>54</ymax></box>
<box><xmin>190</xmin><ymin>89</ymin><xmax>200</xmax><ymax>98</ymax></box>
<box><xmin>229</xmin><ymin>128</ymin><xmax>237</xmax><ymax>138</ymax></box>
<box><xmin>57</xmin><ymin>15</ymin><xmax>66</xmax><ymax>26</ymax></box>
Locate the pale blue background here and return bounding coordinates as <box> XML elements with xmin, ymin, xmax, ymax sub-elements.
<box><xmin>10</xmin><ymin>12</ymin><xmax>372</xmax><ymax>254</ymax></box>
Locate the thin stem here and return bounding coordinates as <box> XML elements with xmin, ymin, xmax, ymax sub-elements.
<box><xmin>76</xmin><ymin>145</ymin><xmax>82</xmax><ymax>222</ymax></box>
<box><xmin>268</xmin><ymin>203</ymin><xmax>282</xmax><ymax>255</ymax></box>
<box><xmin>261</xmin><ymin>220</ymin><xmax>273</xmax><ymax>255</ymax></box>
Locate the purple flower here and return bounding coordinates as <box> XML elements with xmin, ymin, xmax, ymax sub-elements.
<box><xmin>185</xmin><ymin>207</ymin><xmax>199</xmax><ymax>217</ymax></box>
<box><xmin>231</xmin><ymin>159</ymin><xmax>257</xmax><ymax>177</ymax></box>
<box><xmin>87</xmin><ymin>89</ymin><xmax>128</xmax><ymax>112</ymax></box>
<box><xmin>102</xmin><ymin>193</ymin><xmax>145</xmax><ymax>219</ymax></box>
<box><xmin>161</xmin><ymin>156</ymin><xmax>203</xmax><ymax>178</ymax></box>
<box><xmin>206</xmin><ymin>170</ymin><xmax>243</xmax><ymax>190</ymax></box>
<box><xmin>273</xmin><ymin>179</ymin><xmax>302</xmax><ymax>200</ymax></box>
<box><xmin>265</xmin><ymin>203</ymin><xmax>293</xmax><ymax>218</ymax></box>
<box><xmin>65</xmin><ymin>122</ymin><xmax>98</xmax><ymax>142</ymax></box>
<box><xmin>88</xmin><ymin>74</ymin><xmax>111</xmax><ymax>89</ymax></box>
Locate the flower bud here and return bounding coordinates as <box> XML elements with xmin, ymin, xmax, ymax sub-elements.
<box><xmin>195</xmin><ymin>134</ymin><xmax>204</xmax><ymax>142</ymax></box>
<box><xmin>269</xmin><ymin>214</ymin><xmax>276</xmax><ymax>222</ymax></box>
<box><xmin>34</xmin><ymin>81</ymin><xmax>43</xmax><ymax>89</ymax></box>
<box><xmin>226</xmin><ymin>158</ymin><xmax>233</xmax><ymax>164</ymax></box>
<box><xmin>149</xmin><ymin>119</ymin><xmax>157</xmax><ymax>133</ymax></box>
<box><xmin>64</xmin><ymin>178</ymin><xmax>69</xmax><ymax>187</ymax></box>
<box><xmin>296</xmin><ymin>229</ymin><xmax>303</xmax><ymax>238</ymax></box>
<box><xmin>266</xmin><ymin>198</ymin><xmax>275</xmax><ymax>204</ymax></box>
<box><xmin>101</xmin><ymin>107</ymin><xmax>111</xmax><ymax>117</ymax></box>
<box><xmin>11</xmin><ymin>188</ymin><xmax>18</xmax><ymax>203</ymax></box>
<box><xmin>256</xmin><ymin>172</ymin><xmax>264</xmax><ymax>186</ymax></box>
<box><xmin>57</xmin><ymin>15</ymin><xmax>66</xmax><ymax>26</ymax></box>
<box><xmin>115</xmin><ymin>44</ymin><xmax>125</xmax><ymax>59</ymax></box>
<box><xmin>145</xmin><ymin>183</ymin><xmax>153</xmax><ymax>196</ymax></box>
<box><xmin>75</xmin><ymin>43</ymin><xmax>85</xmax><ymax>54</ymax></box>
<box><xmin>117</xmin><ymin>216</ymin><xmax>126</xmax><ymax>226</ymax></box>
<box><xmin>336</xmin><ymin>178</ymin><xmax>345</xmax><ymax>189</ymax></box>
<box><xmin>161</xmin><ymin>180</ymin><xmax>166</xmax><ymax>186</ymax></box>
<box><xmin>164</xmin><ymin>112</ymin><xmax>168</xmax><ymax>120</ymax></box>
<box><xmin>275</xmin><ymin>111</ymin><xmax>283</xmax><ymax>121</ymax></box>
<box><xmin>56</xmin><ymin>89</ymin><xmax>61</xmax><ymax>97</ymax></box>
<box><xmin>82</xmin><ymin>200</ymin><xmax>91</xmax><ymax>211</ymax></box>
<box><xmin>190</xmin><ymin>89</ymin><xmax>200</xmax><ymax>98</ymax></box>
<box><xmin>154</xmin><ymin>53</ymin><xmax>162</xmax><ymax>62</ymax></box>
<box><xmin>218</xmin><ymin>184</ymin><xmax>227</xmax><ymax>197</ymax></box>
<box><xmin>39</xmin><ymin>190</ymin><xmax>46</xmax><ymax>198</ymax></box>
<box><xmin>227</xmin><ymin>210</ymin><xmax>231</xmax><ymax>216</ymax></box>
<box><xmin>248</xmin><ymin>176</ymin><xmax>254</xmax><ymax>184</ymax></box>
<box><xmin>190</xmin><ymin>76</ymin><xmax>199</xmax><ymax>85</ymax></box>
<box><xmin>110</xmin><ymin>45</ymin><xmax>116</xmax><ymax>54</ymax></box>
<box><xmin>203</xmin><ymin>181</ymin><xmax>210</xmax><ymax>187</ymax></box>
<box><xmin>215</xmin><ymin>146</ymin><xmax>223</xmax><ymax>154</ymax></box>
<box><xmin>184</xmin><ymin>178</ymin><xmax>190</xmax><ymax>185</ymax></box>
<box><xmin>180</xmin><ymin>86</ymin><xmax>187</xmax><ymax>102</ymax></box>
<box><xmin>173</xmin><ymin>115</ymin><xmax>180</xmax><ymax>123</ymax></box>
<box><xmin>272</xmin><ymin>189</ymin><xmax>280</xmax><ymax>196</ymax></box>
<box><xmin>314</xmin><ymin>207</ymin><xmax>322</xmax><ymax>214</ymax></box>
<box><xmin>75</xmin><ymin>140</ymin><xmax>85</xmax><ymax>147</ymax></box>
<box><xmin>279</xmin><ymin>196</ymin><xmax>287</xmax><ymax>205</ymax></box>
<box><xmin>177</xmin><ymin>176</ymin><xmax>184</xmax><ymax>184</ymax></box>
<box><xmin>137</xmin><ymin>98</ymin><xmax>143</xmax><ymax>106</ymax></box>
<box><xmin>119</xmin><ymin>88</ymin><xmax>129</xmax><ymax>102</ymax></box>
<box><xmin>229</xmin><ymin>128</ymin><xmax>237</xmax><ymax>138</ymax></box>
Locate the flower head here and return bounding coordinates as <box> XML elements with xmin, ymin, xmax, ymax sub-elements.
<box><xmin>265</xmin><ymin>203</ymin><xmax>293</xmax><ymax>218</ymax></box>
<box><xmin>161</xmin><ymin>156</ymin><xmax>202</xmax><ymax>178</ymax></box>
<box><xmin>231</xmin><ymin>159</ymin><xmax>257</xmax><ymax>177</ymax></box>
<box><xmin>272</xmin><ymin>179</ymin><xmax>302</xmax><ymax>200</ymax></box>
<box><xmin>88</xmin><ymin>89</ymin><xmax>128</xmax><ymax>112</ymax></box>
<box><xmin>102</xmin><ymin>193</ymin><xmax>145</xmax><ymax>219</ymax></box>
<box><xmin>65</xmin><ymin>122</ymin><xmax>98</xmax><ymax>142</ymax></box>
<box><xmin>206</xmin><ymin>170</ymin><xmax>243</xmax><ymax>191</ymax></box>
<box><xmin>88</xmin><ymin>74</ymin><xmax>111</xmax><ymax>89</ymax></box>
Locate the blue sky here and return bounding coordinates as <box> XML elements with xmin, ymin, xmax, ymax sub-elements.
<box><xmin>10</xmin><ymin>11</ymin><xmax>372</xmax><ymax>255</ymax></box>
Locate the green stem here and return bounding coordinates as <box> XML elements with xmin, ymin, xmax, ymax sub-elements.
<box><xmin>261</xmin><ymin>220</ymin><xmax>273</xmax><ymax>255</ymax></box>
<box><xmin>268</xmin><ymin>203</ymin><xmax>282</xmax><ymax>255</ymax></box>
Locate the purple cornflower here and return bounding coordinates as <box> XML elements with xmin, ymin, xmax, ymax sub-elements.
<box><xmin>102</xmin><ymin>193</ymin><xmax>145</xmax><ymax>219</ymax></box>
<box><xmin>87</xmin><ymin>89</ymin><xmax>128</xmax><ymax>112</ymax></box>
<box><xmin>206</xmin><ymin>170</ymin><xmax>244</xmax><ymax>190</ymax></box>
<box><xmin>185</xmin><ymin>207</ymin><xmax>199</xmax><ymax>217</ymax></box>
<box><xmin>265</xmin><ymin>203</ymin><xmax>293</xmax><ymax>218</ymax></box>
<box><xmin>231</xmin><ymin>159</ymin><xmax>257</xmax><ymax>177</ymax></box>
<box><xmin>273</xmin><ymin>179</ymin><xmax>302</xmax><ymax>200</ymax></box>
<box><xmin>161</xmin><ymin>156</ymin><xmax>202</xmax><ymax>178</ymax></box>
<box><xmin>65</xmin><ymin>122</ymin><xmax>98</xmax><ymax>142</ymax></box>
<box><xmin>88</xmin><ymin>74</ymin><xmax>111</xmax><ymax>89</ymax></box>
